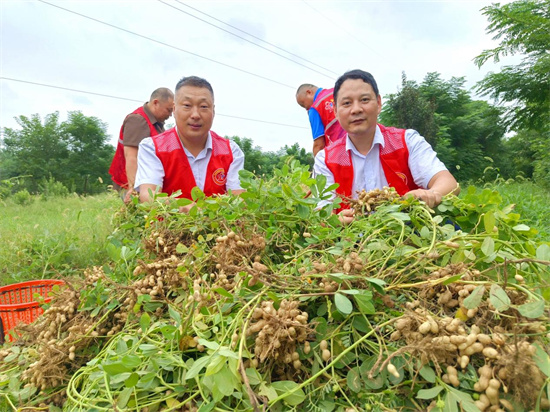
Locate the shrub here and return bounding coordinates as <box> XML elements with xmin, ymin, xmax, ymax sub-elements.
<box><xmin>12</xmin><ymin>189</ymin><xmax>34</xmax><ymax>206</ymax></box>
<box><xmin>39</xmin><ymin>176</ymin><xmax>70</xmax><ymax>200</ymax></box>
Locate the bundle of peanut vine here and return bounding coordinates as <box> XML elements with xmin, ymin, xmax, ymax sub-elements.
<box><xmin>1</xmin><ymin>162</ymin><xmax>549</xmax><ymax>412</ymax></box>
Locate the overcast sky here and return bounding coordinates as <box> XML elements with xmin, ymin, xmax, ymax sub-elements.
<box><xmin>1</xmin><ymin>0</ymin><xmax>517</xmax><ymax>153</ymax></box>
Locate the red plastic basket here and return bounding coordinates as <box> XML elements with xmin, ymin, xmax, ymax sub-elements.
<box><xmin>0</xmin><ymin>279</ymin><xmax>65</xmax><ymax>342</ymax></box>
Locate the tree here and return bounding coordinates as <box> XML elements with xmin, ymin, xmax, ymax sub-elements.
<box><xmin>277</xmin><ymin>143</ymin><xmax>313</xmax><ymax>170</ymax></box>
<box><xmin>503</xmin><ymin>129</ymin><xmax>550</xmax><ymax>187</ymax></box>
<box><xmin>62</xmin><ymin>111</ymin><xmax>114</xmax><ymax>193</ymax></box>
<box><xmin>0</xmin><ymin>111</ymin><xmax>114</xmax><ymax>194</ymax></box>
<box><xmin>380</xmin><ymin>72</ymin><xmax>508</xmax><ymax>183</ymax></box>
<box><xmin>230</xmin><ymin>136</ymin><xmax>275</xmax><ymax>176</ymax></box>
<box><xmin>2</xmin><ymin>113</ymin><xmax>68</xmax><ymax>192</ymax></box>
<box><xmin>474</xmin><ymin>0</ymin><xmax>550</xmax><ymax>132</ymax></box>
<box><xmin>381</xmin><ymin>73</ymin><xmax>437</xmax><ymax>145</ymax></box>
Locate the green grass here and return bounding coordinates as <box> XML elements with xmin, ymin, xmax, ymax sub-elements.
<box><xmin>491</xmin><ymin>181</ymin><xmax>550</xmax><ymax>239</ymax></box>
<box><xmin>0</xmin><ymin>192</ymin><xmax>121</xmax><ymax>285</ymax></box>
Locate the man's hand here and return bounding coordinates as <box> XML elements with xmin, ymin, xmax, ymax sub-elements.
<box><xmin>404</xmin><ymin>189</ymin><xmax>442</xmax><ymax>208</ymax></box>
<box><xmin>338</xmin><ymin>208</ymin><xmax>355</xmax><ymax>225</ymax></box>
<box><xmin>123</xmin><ymin>189</ymin><xmax>136</xmax><ymax>204</ymax></box>
<box><xmin>178</xmin><ymin>202</ymin><xmax>196</xmax><ymax>214</ymax></box>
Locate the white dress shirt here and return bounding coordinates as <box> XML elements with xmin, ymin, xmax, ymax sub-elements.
<box><xmin>135</xmin><ymin>130</ymin><xmax>244</xmax><ymax>192</ymax></box>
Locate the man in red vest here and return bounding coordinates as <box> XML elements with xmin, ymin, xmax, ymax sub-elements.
<box><xmin>314</xmin><ymin>70</ymin><xmax>459</xmax><ymax>224</ymax></box>
<box><xmin>136</xmin><ymin>76</ymin><xmax>244</xmax><ymax>208</ymax></box>
<box><xmin>296</xmin><ymin>84</ymin><xmax>347</xmax><ymax>156</ymax></box>
<box><xmin>108</xmin><ymin>88</ymin><xmax>174</xmax><ymax>203</ymax></box>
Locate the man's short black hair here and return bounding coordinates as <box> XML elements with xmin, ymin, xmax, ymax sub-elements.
<box><xmin>175</xmin><ymin>76</ymin><xmax>214</xmax><ymax>98</ymax></box>
<box><xmin>334</xmin><ymin>70</ymin><xmax>379</xmax><ymax>105</ymax></box>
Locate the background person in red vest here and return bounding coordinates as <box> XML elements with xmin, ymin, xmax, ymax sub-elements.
<box><xmin>296</xmin><ymin>84</ymin><xmax>347</xmax><ymax>156</ymax></box>
<box><xmin>313</xmin><ymin>69</ymin><xmax>459</xmax><ymax>224</ymax></box>
<box><xmin>135</xmin><ymin>76</ymin><xmax>244</xmax><ymax>210</ymax></box>
<box><xmin>108</xmin><ymin>88</ymin><xmax>174</xmax><ymax>203</ymax></box>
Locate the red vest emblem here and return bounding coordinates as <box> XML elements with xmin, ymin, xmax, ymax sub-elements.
<box><xmin>395</xmin><ymin>172</ymin><xmax>408</xmax><ymax>184</ymax></box>
<box><xmin>212</xmin><ymin>168</ymin><xmax>228</xmax><ymax>186</ymax></box>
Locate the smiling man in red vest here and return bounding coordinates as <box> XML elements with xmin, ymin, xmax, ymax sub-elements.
<box><xmin>314</xmin><ymin>70</ymin><xmax>459</xmax><ymax>224</ymax></box>
<box><xmin>296</xmin><ymin>84</ymin><xmax>347</xmax><ymax>156</ymax></box>
<box><xmin>135</xmin><ymin>76</ymin><xmax>244</xmax><ymax>206</ymax></box>
<box><xmin>109</xmin><ymin>88</ymin><xmax>174</xmax><ymax>203</ymax></box>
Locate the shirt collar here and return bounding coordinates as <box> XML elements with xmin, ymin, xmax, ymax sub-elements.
<box><xmin>313</xmin><ymin>88</ymin><xmax>323</xmax><ymax>101</ymax></box>
<box><xmin>142</xmin><ymin>102</ymin><xmax>161</xmax><ymax>126</ymax></box>
<box><xmin>345</xmin><ymin>125</ymin><xmax>385</xmax><ymax>157</ymax></box>
<box><xmin>175</xmin><ymin>128</ymin><xmax>212</xmax><ymax>158</ymax></box>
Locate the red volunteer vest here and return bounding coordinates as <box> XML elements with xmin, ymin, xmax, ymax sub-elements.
<box><xmin>325</xmin><ymin>124</ymin><xmax>420</xmax><ymax>211</ymax></box>
<box><xmin>109</xmin><ymin>106</ymin><xmax>159</xmax><ymax>188</ymax></box>
<box><xmin>152</xmin><ymin>128</ymin><xmax>233</xmax><ymax>200</ymax></box>
<box><xmin>311</xmin><ymin>88</ymin><xmax>346</xmax><ymax>145</ymax></box>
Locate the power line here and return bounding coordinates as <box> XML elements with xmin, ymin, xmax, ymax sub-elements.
<box><xmin>37</xmin><ymin>0</ymin><xmax>295</xmax><ymax>90</ymax></box>
<box><xmin>169</xmin><ymin>0</ymin><xmax>340</xmax><ymax>77</ymax></box>
<box><xmin>301</xmin><ymin>0</ymin><xmax>383</xmax><ymax>58</ymax></box>
<box><xmin>0</xmin><ymin>77</ymin><xmax>308</xmax><ymax>130</ymax></box>
<box><xmin>1</xmin><ymin>77</ymin><xmax>142</xmax><ymax>103</ymax></box>
<box><xmin>160</xmin><ymin>0</ymin><xmax>333</xmax><ymax>80</ymax></box>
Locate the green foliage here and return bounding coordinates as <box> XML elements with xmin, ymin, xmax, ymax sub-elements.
<box><xmin>230</xmin><ymin>136</ymin><xmax>312</xmax><ymax>178</ymax></box>
<box><xmin>380</xmin><ymin>72</ymin><xmax>508</xmax><ymax>182</ymax></box>
<box><xmin>474</xmin><ymin>0</ymin><xmax>550</xmax><ymax>133</ymax></box>
<box><xmin>0</xmin><ymin>163</ymin><xmax>549</xmax><ymax>411</ymax></box>
<box><xmin>0</xmin><ymin>193</ymin><xmax>121</xmax><ymax>285</ymax></box>
<box><xmin>12</xmin><ymin>189</ymin><xmax>34</xmax><ymax>206</ymax></box>
<box><xmin>0</xmin><ymin>175</ymin><xmax>31</xmax><ymax>200</ymax></box>
<box><xmin>0</xmin><ymin>111</ymin><xmax>114</xmax><ymax>195</ymax></box>
<box><xmin>38</xmin><ymin>176</ymin><xmax>70</xmax><ymax>200</ymax></box>
<box><xmin>62</xmin><ymin>111</ymin><xmax>114</xmax><ymax>194</ymax></box>
<box><xmin>501</xmin><ymin>129</ymin><xmax>550</xmax><ymax>187</ymax></box>
<box><xmin>381</xmin><ymin>73</ymin><xmax>437</xmax><ymax>144</ymax></box>
<box><xmin>491</xmin><ymin>180</ymin><xmax>550</xmax><ymax>238</ymax></box>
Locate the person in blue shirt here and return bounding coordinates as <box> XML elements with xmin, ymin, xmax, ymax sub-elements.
<box><xmin>296</xmin><ymin>84</ymin><xmax>346</xmax><ymax>156</ymax></box>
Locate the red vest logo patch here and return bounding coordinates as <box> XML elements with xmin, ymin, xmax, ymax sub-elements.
<box><xmin>212</xmin><ymin>168</ymin><xmax>227</xmax><ymax>186</ymax></box>
<box><xmin>324</xmin><ymin>99</ymin><xmax>335</xmax><ymax>113</ymax></box>
<box><xmin>396</xmin><ymin>172</ymin><xmax>408</xmax><ymax>184</ymax></box>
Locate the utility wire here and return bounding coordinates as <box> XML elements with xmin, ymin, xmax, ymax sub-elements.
<box><xmin>301</xmin><ymin>0</ymin><xmax>383</xmax><ymax>58</ymax></box>
<box><xmin>1</xmin><ymin>77</ymin><xmax>142</xmax><ymax>103</ymax></box>
<box><xmin>170</xmin><ymin>0</ymin><xmax>340</xmax><ymax>77</ymax></box>
<box><xmin>160</xmin><ymin>0</ymin><xmax>334</xmax><ymax>80</ymax></box>
<box><xmin>0</xmin><ymin>77</ymin><xmax>308</xmax><ymax>129</ymax></box>
<box><xmin>37</xmin><ymin>0</ymin><xmax>295</xmax><ymax>90</ymax></box>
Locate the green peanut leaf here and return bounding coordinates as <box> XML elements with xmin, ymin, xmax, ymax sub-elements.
<box><xmin>490</xmin><ymin>284</ymin><xmax>511</xmax><ymax>312</ymax></box>
<box><xmin>517</xmin><ymin>300</ymin><xmax>545</xmax><ymax>319</ymax></box>
<box><xmin>334</xmin><ymin>293</ymin><xmax>353</xmax><ymax>315</ymax></box>
<box><xmin>462</xmin><ymin>285</ymin><xmax>485</xmax><ymax>310</ymax></box>
<box><xmin>416</xmin><ymin>385</ymin><xmax>443</xmax><ymax>399</ymax></box>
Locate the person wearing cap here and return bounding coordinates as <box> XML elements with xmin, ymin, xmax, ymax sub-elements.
<box><xmin>296</xmin><ymin>84</ymin><xmax>347</xmax><ymax>156</ymax></box>
<box><xmin>314</xmin><ymin>69</ymin><xmax>459</xmax><ymax>224</ymax></box>
<box><xmin>135</xmin><ymin>76</ymin><xmax>244</xmax><ymax>209</ymax></box>
<box><xmin>109</xmin><ymin>88</ymin><xmax>174</xmax><ymax>203</ymax></box>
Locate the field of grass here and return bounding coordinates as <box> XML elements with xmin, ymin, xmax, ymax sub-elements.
<box><xmin>493</xmin><ymin>181</ymin><xmax>550</xmax><ymax>238</ymax></box>
<box><xmin>0</xmin><ymin>192</ymin><xmax>121</xmax><ymax>285</ymax></box>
